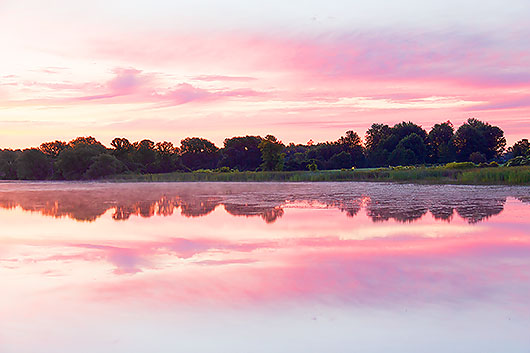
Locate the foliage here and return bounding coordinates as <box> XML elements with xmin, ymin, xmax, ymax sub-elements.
<box><xmin>85</xmin><ymin>154</ymin><xmax>125</xmax><ymax>179</ymax></box>
<box><xmin>16</xmin><ymin>149</ymin><xmax>53</xmax><ymax>180</ymax></box>
<box><xmin>505</xmin><ymin>156</ymin><xmax>530</xmax><ymax>167</ymax></box>
<box><xmin>55</xmin><ymin>143</ymin><xmax>107</xmax><ymax>180</ymax></box>
<box><xmin>0</xmin><ymin>149</ymin><xmax>19</xmax><ymax>179</ymax></box>
<box><xmin>220</xmin><ymin>136</ymin><xmax>262</xmax><ymax>171</ymax></box>
<box><xmin>444</xmin><ymin>162</ymin><xmax>476</xmax><ymax>169</ymax></box>
<box><xmin>111</xmin><ymin>166</ymin><xmax>530</xmax><ymax>185</ymax></box>
<box><xmin>469</xmin><ymin>152</ymin><xmax>487</xmax><ymax>164</ymax></box>
<box><xmin>39</xmin><ymin>140</ymin><xmax>66</xmax><ymax>158</ymax></box>
<box><xmin>259</xmin><ymin>135</ymin><xmax>285</xmax><ymax>171</ymax></box>
<box><xmin>180</xmin><ymin>137</ymin><xmax>219</xmax><ymax>170</ymax></box>
<box><xmin>452</xmin><ymin>118</ymin><xmax>506</xmax><ymax>161</ymax></box>
<box><xmin>0</xmin><ymin>118</ymin><xmax>522</xmax><ymax>180</ymax></box>
<box><xmin>507</xmin><ymin>139</ymin><xmax>530</xmax><ymax>158</ymax></box>
<box><xmin>307</xmin><ymin>161</ymin><xmax>318</xmax><ymax>171</ymax></box>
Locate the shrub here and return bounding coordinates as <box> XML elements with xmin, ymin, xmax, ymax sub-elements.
<box><xmin>505</xmin><ymin>156</ymin><xmax>530</xmax><ymax>167</ymax></box>
<box><xmin>469</xmin><ymin>152</ymin><xmax>487</xmax><ymax>164</ymax></box>
<box><xmin>307</xmin><ymin>161</ymin><xmax>318</xmax><ymax>171</ymax></box>
<box><xmin>445</xmin><ymin>162</ymin><xmax>476</xmax><ymax>169</ymax></box>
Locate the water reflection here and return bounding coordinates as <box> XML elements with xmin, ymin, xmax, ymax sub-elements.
<box><xmin>1</xmin><ymin>182</ymin><xmax>530</xmax><ymax>353</ymax></box>
<box><xmin>0</xmin><ymin>182</ymin><xmax>527</xmax><ymax>223</ymax></box>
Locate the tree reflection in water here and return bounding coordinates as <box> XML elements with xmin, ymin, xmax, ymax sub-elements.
<box><xmin>0</xmin><ymin>182</ymin><xmax>528</xmax><ymax>224</ymax></box>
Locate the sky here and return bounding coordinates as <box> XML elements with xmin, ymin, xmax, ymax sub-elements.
<box><xmin>1</xmin><ymin>0</ymin><xmax>530</xmax><ymax>148</ymax></box>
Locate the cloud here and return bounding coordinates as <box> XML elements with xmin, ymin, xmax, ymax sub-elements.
<box><xmin>192</xmin><ymin>75</ymin><xmax>257</xmax><ymax>82</ymax></box>
<box><xmin>466</xmin><ymin>95</ymin><xmax>530</xmax><ymax>111</ymax></box>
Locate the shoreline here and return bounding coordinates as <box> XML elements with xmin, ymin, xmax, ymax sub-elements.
<box><xmin>105</xmin><ymin>166</ymin><xmax>530</xmax><ymax>186</ymax></box>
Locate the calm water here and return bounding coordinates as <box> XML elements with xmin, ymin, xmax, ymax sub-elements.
<box><xmin>1</xmin><ymin>182</ymin><xmax>529</xmax><ymax>353</ymax></box>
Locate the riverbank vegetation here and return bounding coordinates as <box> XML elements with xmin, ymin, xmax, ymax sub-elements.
<box><xmin>0</xmin><ymin>118</ymin><xmax>529</xmax><ymax>184</ymax></box>
<box><xmin>109</xmin><ymin>165</ymin><xmax>530</xmax><ymax>185</ymax></box>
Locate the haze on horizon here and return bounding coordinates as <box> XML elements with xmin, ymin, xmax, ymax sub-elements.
<box><xmin>1</xmin><ymin>0</ymin><xmax>530</xmax><ymax>148</ymax></box>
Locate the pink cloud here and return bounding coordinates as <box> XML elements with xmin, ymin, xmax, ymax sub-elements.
<box><xmin>192</xmin><ymin>75</ymin><xmax>257</xmax><ymax>82</ymax></box>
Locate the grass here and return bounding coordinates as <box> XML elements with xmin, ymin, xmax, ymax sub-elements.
<box><xmin>108</xmin><ymin>166</ymin><xmax>530</xmax><ymax>185</ymax></box>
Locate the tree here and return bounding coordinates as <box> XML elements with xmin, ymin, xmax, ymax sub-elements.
<box><xmin>329</xmin><ymin>151</ymin><xmax>353</xmax><ymax>169</ymax></box>
<box><xmin>133</xmin><ymin>139</ymin><xmax>157</xmax><ymax>171</ymax></box>
<box><xmin>68</xmin><ymin>136</ymin><xmax>103</xmax><ymax>148</ymax></box>
<box><xmin>40</xmin><ymin>140</ymin><xmax>66</xmax><ymax>158</ymax></box>
<box><xmin>452</xmin><ymin>118</ymin><xmax>506</xmax><ymax>161</ymax></box>
<box><xmin>220</xmin><ymin>136</ymin><xmax>262</xmax><ymax>171</ymax></box>
<box><xmin>56</xmin><ymin>143</ymin><xmax>106</xmax><ymax>180</ymax></box>
<box><xmin>258</xmin><ymin>135</ymin><xmax>285</xmax><ymax>171</ymax></box>
<box><xmin>336</xmin><ymin>130</ymin><xmax>365</xmax><ymax>167</ymax></box>
<box><xmin>508</xmin><ymin>139</ymin><xmax>530</xmax><ymax>157</ymax></box>
<box><xmin>388</xmin><ymin>133</ymin><xmax>427</xmax><ymax>166</ymax></box>
<box><xmin>16</xmin><ymin>149</ymin><xmax>53</xmax><ymax>180</ymax></box>
<box><xmin>180</xmin><ymin>137</ymin><xmax>219</xmax><ymax>170</ymax></box>
<box><xmin>365</xmin><ymin>123</ymin><xmax>392</xmax><ymax>167</ymax></box>
<box><xmin>428</xmin><ymin>121</ymin><xmax>455</xmax><ymax>163</ymax></box>
<box><xmin>111</xmin><ymin>137</ymin><xmax>133</xmax><ymax>154</ymax></box>
<box><xmin>0</xmin><ymin>150</ymin><xmax>19</xmax><ymax>179</ymax></box>
<box><xmin>85</xmin><ymin>154</ymin><xmax>125</xmax><ymax>179</ymax></box>
<box><xmin>155</xmin><ymin>141</ymin><xmax>179</xmax><ymax>173</ymax></box>
<box><xmin>365</xmin><ymin>123</ymin><xmax>392</xmax><ymax>152</ymax></box>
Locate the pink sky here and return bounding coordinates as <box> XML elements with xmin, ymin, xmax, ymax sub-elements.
<box><xmin>1</xmin><ymin>1</ymin><xmax>529</xmax><ymax>148</ymax></box>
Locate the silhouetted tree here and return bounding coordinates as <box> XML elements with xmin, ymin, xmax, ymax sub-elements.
<box><xmin>16</xmin><ymin>149</ymin><xmax>53</xmax><ymax>180</ymax></box>
<box><xmin>133</xmin><ymin>139</ymin><xmax>157</xmax><ymax>172</ymax></box>
<box><xmin>39</xmin><ymin>140</ymin><xmax>66</xmax><ymax>158</ymax></box>
<box><xmin>85</xmin><ymin>154</ymin><xmax>125</xmax><ymax>179</ymax></box>
<box><xmin>428</xmin><ymin>121</ymin><xmax>455</xmax><ymax>163</ymax></box>
<box><xmin>259</xmin><ymin>135</ymin><xmax>285</xmax><ymax>171</ymax></box>
<box><xmin>336</xmin><ymin>130</ymin><xmax>365</xmax><ymax>167</ymax></box>
<box><xmin>68</xmin><ymin>136</ymin><xmax>102</xmax><ymax>148</ymax></box>
<box><xmin>155</xmin><ymin>141</ymin><xmax>179</xmax><ymax>173</ymax></box>
<box><xmin>220</xmin><ymin>136</ymin><xmax>263</xmax><ymax>171</ymax></box>
<box><xmin>56</xmin><ymin>142</ymin><xmax>106</xmax><ymax>179</ymax></box>
<box><xmin>0</xmin><ymin>150</ymin><xmax>19</xmax><ymax>179</ymax></box>
<box><xmin>389</xmin><ymin>133</ymin><xmax>427</xmax><ymax>165</ymax></box>
<box><xmin>452</xmin><ymin>118</ymin><xmax>505</xmax><ymax>161</ymax></box>
<box><xmin>507</xmin><ymin>139</ymin><xmax>530</xmax><ymax>158</ymax></box>
<box><xmin>180</xmin><ymin>137</ymin><xmax>219</xmax><ymax>170</ymax></box>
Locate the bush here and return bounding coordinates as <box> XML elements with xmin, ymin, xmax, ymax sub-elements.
<box><xmin>505</xmin><ymin>156</ymin><xmax>530</xmax><ymax>167</ymax></box>
<box><xmin>488</xmin><ymin>161</ymin><xmax>499</xmax><ymax>168</ymax></box>
<box><xmin>445</xmin><ymin>162</ymin><xmax>476</xmax><ymax>169</ymax></box>
<box><xmin>469</xmin><ymin>152</ymin><xmax>487</xmax><ymax>164</ymax></box>
<box><xmin>307</xmin><ymin>161</ymin><xmax>318</xmax><ymax>171</ymax></box>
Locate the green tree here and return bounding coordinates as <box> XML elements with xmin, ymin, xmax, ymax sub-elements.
<box><xmin>365</xmin><ymin>123</ymin><xmax>392</xmax><ymax>152</ymax></box>
<box><xmin>85</xmin><ymin>154</ymin><xmax>125</xmax><ymax>179</ymax></box>
<box><xmin>180</xmin><ymin>137</ymin><xmax>219</xmax><ymax>170</ymax></box>
<box><xmin>428</xmin><ymin>121</ymin><xmax>455</xmax><ymax>163</ymax></box>
<box><xmin>507</xmin><ymin>139</ymin><xmax>530</xmax><ymax>157</ymax></box>
<box><xmin>16</xmin><ymin>149</ymin><xmax>53</xmax><ymax>180</ymax></box>
<box><xmin>452</xmin><ymin>118</ymin><xmax>506</xmax><ymax>161</ymax></box>
<box><xmin>329</xmin><ymin>151</ymin><xmax>353</xmax><ymax>169</ymax></box>
<box><xmin>56</xmin><ymin>143</ymin><xmax>106</xmax><ymax>180</ymax></box>
<box><xmin>220</xmin><ymin>136</ymin><xmax>263</xmax><ymax>171</ymax></box>
<box><xmin>0</xmin><ymin>150</ymin><xmax>19</xmax><ymax>179</ymax></box>
<box><xmin>259</xmin><ymin>135</ymin><xmax>285</xmax><ymax>171</ymax></box>
<box><xmin>133</xmin><ymin>139</ymin><xmax>157</xmax><ymax>171</ymax></box>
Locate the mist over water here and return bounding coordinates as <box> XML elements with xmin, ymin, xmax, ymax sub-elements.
<box><xmin>1</xmin><ymin>182</ymin><xmax>529</xmax><ymax>353</ymax></box>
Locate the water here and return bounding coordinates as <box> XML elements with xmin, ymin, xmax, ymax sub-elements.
<box><xmin>1</xmin><ymin>182</ymin><xmax>529</xmax><ymax>353</ymax></box>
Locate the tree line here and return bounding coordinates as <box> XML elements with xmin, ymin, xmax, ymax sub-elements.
<box><xmin>0</xmin><ymin>118</ymin><xmax>528</xmax><ymax>180</ymax></box>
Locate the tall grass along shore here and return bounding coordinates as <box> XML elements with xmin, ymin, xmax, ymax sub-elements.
<box><xmin>109</xmin><ymin>165</ymin><xmax>530</xmax><ymax>185</ymax></box>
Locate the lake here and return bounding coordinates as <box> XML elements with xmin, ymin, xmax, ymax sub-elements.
<box><xmin>1</xmin><ymin>181</ymin><xmax>529</xmax><ymax>353</ymax></box>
